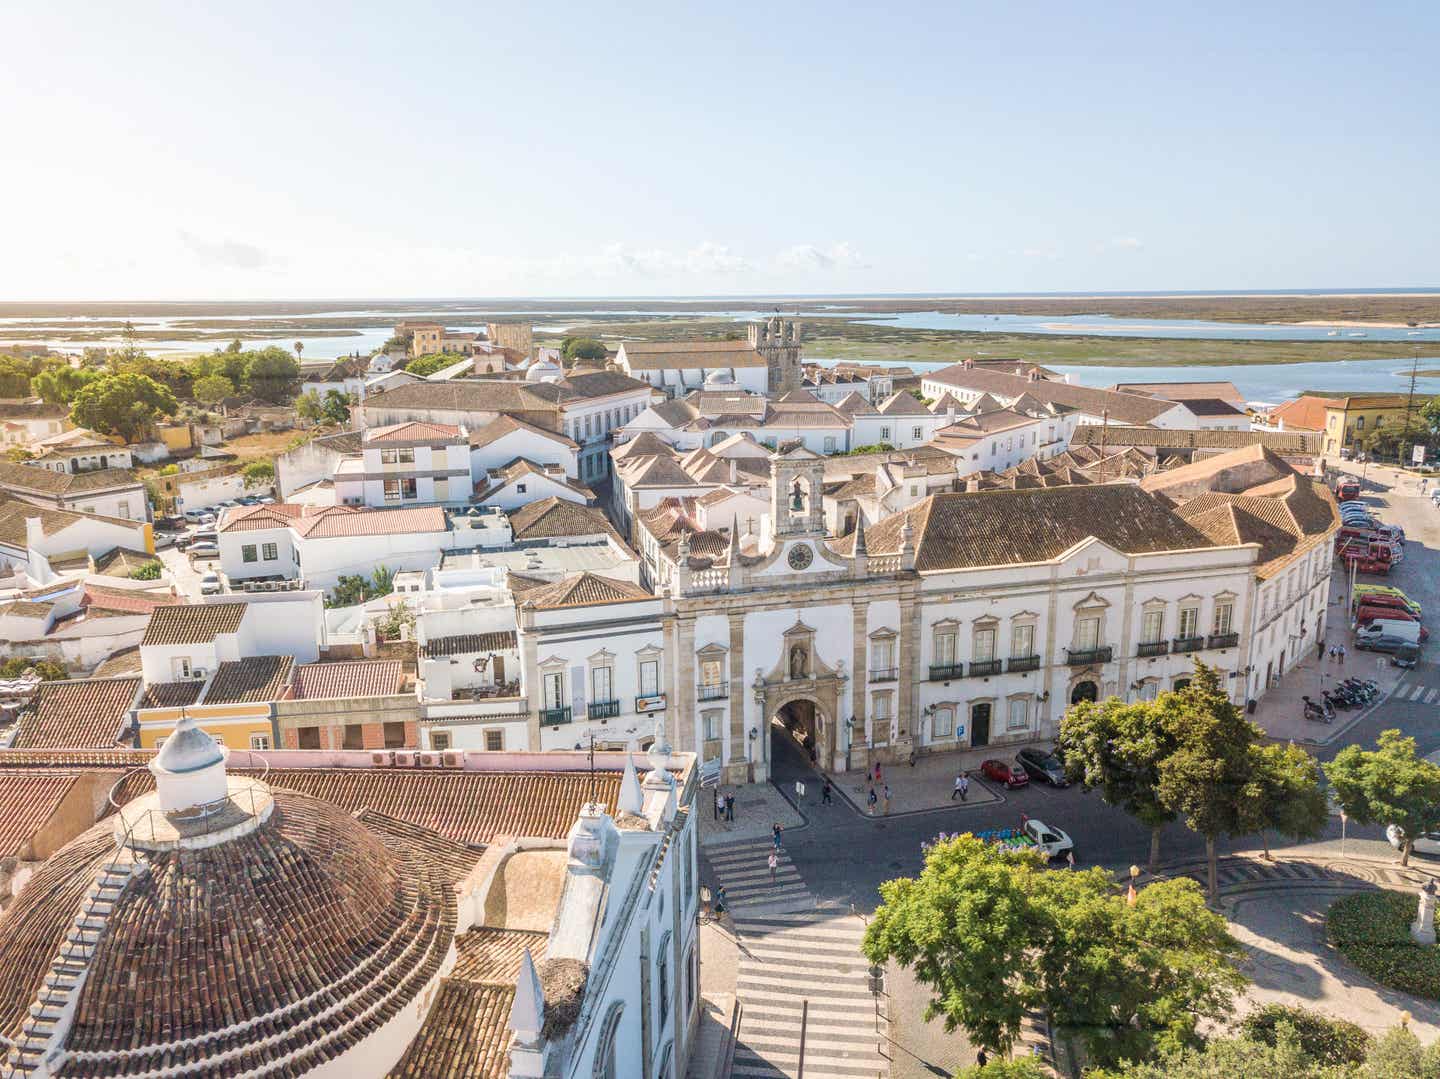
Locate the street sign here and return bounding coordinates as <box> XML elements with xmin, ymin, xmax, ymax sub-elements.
<box><xmin>795</xmin><ymin>780</ymin><xmax>806</xmax><ymax>797</ymax></box>
<box><xmin>1415</xmin><ymin>444</ymin><xmax>1427</xmax><ymax>465</ymax></box>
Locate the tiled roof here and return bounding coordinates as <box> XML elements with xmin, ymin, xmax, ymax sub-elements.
<box><xmin>620</xmin><ymin>339</ymin><xmax>768</xmax><ymax>370</ymax></box>
<box><xmin>1108</xmin><ymin>380</ymin><xmax>1246</xmax><ymax>406</ymax></box>
<box><xmin>141</xmin><ymin>602</ymin><xmax>247</xmax><ymax>646</ymax></box>
<box><xmin>612</xmin><ymin>432</ymin><xmax>675</xmax><ymax>460</ymax></box>
<box><xmin>203</xmin><ymin>654</ymin><xmax>294</xmax><ymax>704</ymax></box>
<box><xmin>1070</xmin><ymin>425</ymin><xmax>1321</xmax><ymax>455</ymax></box>
<box><xmin>925</xmin><ymin>365</ymin><xmax>1179</xmax><ymax>424</ymax></box>
<box><xmin>835</xmin><ymin>391</ymin><xmax>879</xmax><ymax>416</ymax></box>
<box><xmin>0</xmin><ymin>772</ymin><xmax>83</xmax><ymax>857</ymax></box>
<box><xmin>220</xmin><ymin>502</ymin><xmax>449</xmax><ymax>538</ymax></box>
<box><xmin>1139</xmin><ymin>443</ymin><xmax>1296</xmax><ymax>496</ymax></box>
<box><xmin>0</xmin><ymin>460</ymin><xmax>139</xmax><ymax>495</ymax></box>
<box><xmin>507</xmin><ymin>497</ymin><xmax>620</xmax><ymax>543</ymax></box>
<box><xmin>0</xmin><ymin>498</ymin><xmax>142</xmax><ymax>550</ymax></box>
<box><xmin>353</xmin><ymin>809</ymin><xmax>482</xmax><ymax>886</ymax></box>
<box><xmin>420</xmin><ymin>632</ymin><xmax>518</xmax><ymax>658</ymax></box>
<box><xmin>10</xmin><ymin>677</ymin><xmax>140</xmax><ymax>749</ymax></box>
<box><xmin>524</xmin><ymin>572</ymin><xmax>652</xmax><ymax>610</ymax></box>
<box><xmin>81</xmin><ymin>583</ymin><xmax>171</xmax><ymax>615</ymax></box>
<box><xmin>311</xmin><ymin>429</ymin><xmax>365</xmax><ymax>455</ymax></box>
<box><xmin>365</xmin><ymin>380</ymin><xmax>564</xmax><ymax>415</ymax></box>
<box><xmin>138</xmin><ymin>680</ymin><xmax>205</xmax><ymax>709</ymax></box>
<box><xmin>92</xmin><ymin>646</ymin><xmax>143</xmax><ymax>677</ymax></box>
<box><xmin>291</xmin><ymin>659</ymin><xmax>405</xmax><ymax>699</ymax></box>
<box><xmin>0</xmin><ymin>599</ymin><xmax>52</xmax><ymax>619</ymax></box>
<box><xmin>1180</xmin><ymin>397</ymin><xmax>1246</xmax><ymax>417</ymax></box>
<box><xmin>876</xmin><ymin>391</ymin><xmax>932</xmax><ymax>416</ymax></box>
<box><xmin>365</xmin><ymin>420</ymin><xmax>464</xmax><ymax>443</ymax></box>
<box><xmin>560</xmin><ymin>370</ymin><xmax>653</xmax><ymax>399</ymax></box>
<box><xmin>1172</xmin><ymin>475</ymin><xmax>1339</xmax><ymax>578</ymax></box>
<box><xmin>1263</xmin><ymin>395</ymin><xmax>1338</xmax><ymax>433</ymax></box>
<box><xmin>835</xmin><ymin>486</ymin><xmax>1220</xmax><ymax>571</ymax></box>
<box><xmin>469</xmin><ymin>413</ymin><xmax>578</xmax><ymax>450</ymax></box>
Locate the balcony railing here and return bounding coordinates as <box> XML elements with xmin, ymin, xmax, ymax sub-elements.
<box><xmin>869</xmin><ymin>667</ymin><xmax>899</xmax><ymax>683</ymax></box>
<box><xmin>1208</xmin><ymin>632</ymin><xmax>1239</xmax><ymax>650</ymax></box>
<box><xmin>587</xmin><ymin>699</ymin><xmax>621</xmax><ymax>719</ymax></box>
<box><xmin>1173</xmin><ymin>636</ymin><xmax>1205</xmax><ymax>654</ymax></box>
<box><xmin>967</xmin><ymin>659</ymin><xmax>1003</xmax><ymax>677</ymax></box>
<box><xmin>1065</xmin><ymin>646</ymin><xmax>1113</xmax><ymax>666</ymax></box>
<box><xmin>1007</xmin><ymin>655</ymin><xmax>1041</xmax><ymax>673</ymax></box>
<box><xmin>928</xmin><ymin>663</ymin><xmax>964</xmax><ymax>681</ymax></box>
<box><xmin>1136</xmin><ymin>641</ymin><xmax>1170</xmax><ymax>658</ymax></box>
<box><xmin>539</xmin><ymin>706</ymin><xmax>572</xmax><ymax>727</ymax></box>
<box><xmin>697</xmin><ymin>682</ymin><xmax>729</xmax><ymax>701</ymax></box>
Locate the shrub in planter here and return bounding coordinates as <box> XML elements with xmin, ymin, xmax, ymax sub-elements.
<box><xmin>1239</xmin><ymin>1003</ymin><xmax>1371</xmax><ymax>1067</ymax></box>
<box><xmin>1327</xmin><ymin>889</ymin><xmax>1440</xmax><ymax>999</ymax></box>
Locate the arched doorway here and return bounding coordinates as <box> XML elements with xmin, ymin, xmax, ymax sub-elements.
<box><xmin>773</xmin><ymin>699</ymin><xmax>822</xmax><ymax>767</ymax></box>
<box><xmin>1070</xmin><ymin>680</ymin><xmax>1098</xmax><ymax>706</ymax></box>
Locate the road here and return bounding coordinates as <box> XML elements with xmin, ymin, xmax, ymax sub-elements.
<box><xmin>719</xmin><ymin>460</ymin><xmax>1440</xmax><ymax>916</ymax></box>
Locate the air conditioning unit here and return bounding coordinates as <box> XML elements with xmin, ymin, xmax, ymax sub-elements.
<box><xmin>370</xmin><ymin>751</ymin><xmax>393</xmax><ymax>767</ymax></box>
<box><xmin>190</xmin><ymin>668</ymin><xmax>209</xmax><ymax>681</ymax></box>
<box><xmin>441</xmin><ymin>750</ymin><xmax>463</xmax><ymax>768</ymax></box>
<box><xmin>418</xmin><ymin>751</ymin><xmax>441</xmax><ymax>767</ymax></box>
<box><xmin>393</xmin><ymin>750</ymin><xmax>417</xmax><ymax>767</ymax></box>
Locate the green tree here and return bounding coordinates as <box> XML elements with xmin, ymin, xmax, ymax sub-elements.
<box><xmin>1325</xmin><ymin>729</ymin><xmax>1440</xmax><ymax>866</ymax></box>
<box><xmin>1155</xmin><ymin>663</ymin><xmax>1269</xmax><ymax>904</ymax></box>
<box><xmin>129</xmin><ymin>560</ymin><xmax>162</xmax><ymax>581</ymax></box>
<box><xmin>956</xmin><ymin>1060</ymin><xmax>1050</xmax><ymax>1079</ymax></box>
<box><xmin>242</xmin><ymin>347</ymin><xmax>300</xmax><ymax>402</ymax></box>
<box><xmin>32</xmin><ymin>364</ymin><xmax>99</xmax><ymax>404</ymax></box>
<box><xmin>1244</xmin><ymin>742</ymin><xmax>1330</xmax><ymax>860</ymax></box>
<box><xmin>0</xmin><ymin>354</ymin><xmax>34</xmax><ymax>397</ymax></box>
<box><xmin>319</xmin><ymin>389</ymin><xmax>355</xmax><ymax>425</ymax></box>
<box><xmin>404</xmin><ymin>351</ymin><xmax>467</xmax><ymax>377</ymax></box>
<box><xmin>0</xmin><ymin>657</ymin><xmax>67</xmax><ymax>681</ymax></box>
<box><xmin>294</xmin><ymin>340</ymin><xmax>304</xmax><ymax>364</ymax></box>
<box><xmin>862</xmin><ymin>835</ymin><xmax>1245</xmax><ymax>1067</ymax></box>
<box><xmin>560</xmin><ymin>336</ymin><xmax>607</xmax><ymax>362</ymax></box>
<box><xmin>225</xmin><ymin>337</ymin><xmax>243</xmax><ymax>353</ymax></box>
<box><xmin>1362</xmin><ymin>414</ymin><xmax>1432</xmax><ymax>462</ymax></box>
<box><xmin>241</xmin><ymin>460</ymin><xmax>275</xmax><ymax>488</ymax></box>
<box><xmin>1059</xmin><ymin>696</ymin><xmax>1179</xmax><ymax>873</ymax></box>
<box><xmin>193</xmin><ymin>374</ymin><xmax>234</xmax><ymax>407</ymax></box>
<box><xmin>69</xmin><ymin>372</ymin><xmax>178</xmax><ymax>442</ymax></box>
<box><xmin>4</xmin><ymin>446</ymin><xmax>36</xmax><ymax>463</ymax></box>
<box><xmin>295</xmin><ymin>392</ymin><xmax>325</xmax><ymax>423</ymax></box>
<box><xmin>382</xmin><ymin>332</ymin><xmax>412</xmax><ymax>353</ymax></box>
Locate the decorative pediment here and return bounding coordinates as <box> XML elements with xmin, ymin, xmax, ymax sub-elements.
<box><xmin>539</xmin><ymin>655</ymin><xmax>568</xmax><ymax>669</ymax></box>
<box><xmin>782</xmin><ymin>619</ymin><xmax>817</xmax><ymax>639</ymax></box>
<box><xmin>1010</xmin><ymin>610</ymin><xmax>1040</xmax><ymax>621</ymax></box>
<box><xmin>1213</xmin><ymin>590</ymin><xmax>1239</xmax><ymax>601</ymax></box>
<box><xmin>1140</xmin><ymin>597</ymin><xmax>1167</xmax><ymax>610</ymax></box>
<box><xmin>972</xmin><ymin>615</ymin><xmax>1000</xmax><ymax>627</ymax></box>
<box><xmin>1178</xmin><ymin>593</ymin><xmax>1203</xmax><ymax>604</ymax></box>
<box><xmin>931</xmin><ymin>617</ymin><xmax>960</xmax><ymax>630</ymax></box>
<box><xmin>1072</xmin><ymin>591</ymin><xmax>1111</xmax><ymax>611</ymax></box>
<box><xmin>636</xmin><ymin>644</ymin><xmax>663</xmax><ymax>658</ymax></box>
<box><xmin>868</xmin><ymin>626</ymin><xmax>898</xmax><ymax>640</ymax></box>
<box><xmin>588</xmin><ymin>649</ymin><xmax>616</xmax><ymax>664</ymax></box>
<box><xmin>696</xmin><ymin>642</ymin><xmax>729</xmax><ymax>658</ymax></box>
<box><xmin>761</xmin><ymin>621</ymin><xmax>843</xmax><ymax>686</ymax></box>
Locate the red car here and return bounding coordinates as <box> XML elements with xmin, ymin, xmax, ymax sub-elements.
<box><xmin>981</xmin><ymin>759</ymin><xmax>1029</xmax><ymax>788</ymax></box>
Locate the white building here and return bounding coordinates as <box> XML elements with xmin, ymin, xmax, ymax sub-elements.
<box><xmin>469</xmin><ymin>414</ymin><xmax>580</xmax><ymax>479</ymax></box>
<box><xmin>0</xmin><ymin>500</ymin><xmax>154</xmax><ymax>581</ymax></box>
<box><xmin>0</xmin><ymin>400</ymin><xmax>69</xmax><ymax>446</ymax></box>
<box><xmin>137</xmin><ymin>592</ymin><xmax>324</xmax><ymax>685</ymax></box>
<box><xmin>475</xmin><ymin>458</ymin><xmax>593</xmax><ymax>511</ymax></box>
<box><xmin>333</xmin><ymin>421</ymin><xmax>474</xmax><ymax>508</ymax></box>
<box><xmin>922</xmin><ymin>361</ymin><xmax>1203</xmax><ymax>428</ymax></box>
<box><xmin>0</xmin><ymin>459</ymin><xmax>148</xmax><ymax>521</ymax></box>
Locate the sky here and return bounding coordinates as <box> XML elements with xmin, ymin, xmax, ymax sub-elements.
<box><xmin>2</xmin><ymin>1</ymin><xmax>1438</xmax><ymax>300</ymax></box>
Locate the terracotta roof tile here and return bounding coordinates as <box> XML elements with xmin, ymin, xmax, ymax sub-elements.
<box><xmin>1070</xmin><ymin>425</ymin><xmax>1320</xmax><ymax>455</ymax></box>
<box><xmin>9</xmin><ymin>677</ymin><xmax>140</xmax><ymax>749</ymax></box>
<box><xmin>140</xmin><ymin>602</ymin><xmax>247</xmax><ymax>646</ymax></box>
<box><xmin>469</xmin><ymin>413</ymin><xmax>578</xmax><ymax>450</ymax></box>
<box><xmin>620</xmin><ymin>338</ymin><xmax>768</xmax><ymax>370</ymax></box>
<box><xmin>365</xmin><ymin>420</ymin><xmax>464</xmax><ymax>443</ymax></box>
<box><xmin>0</xmin><ymin>772</ymin><xmax>83</xmax><ymax>857</ymax></box>
<box><xmin>506</xmin><ymin>497</ymin><xmax>622</xmax><ymax>544</ymax></box>
<box><xmin>221</xmin><ymin>502</ymin><xmax>449</xmax><ymax>538</ymax></box>
<box><xmin>203</xmin><ymin>654</ymin><xmax>294</xmax><ymax>704</ymax></box>
<box><xmin>421</xmin><ymin>632</ymin><xmax>518</xmax><ymax>658</ymax></box>
<box><xmin>138</xmin><ymin>680</ymin><xmax>205</xmax><ymax>709</ymax></box>
<box><xmin>292</xmin><ymin>659</ymin><xmax>405</xmax><ymax>699</ymax></box>
<box><xmin>524</xmin><ymin>572</ymin><xmax>652</xmax><ymax>610</ymax></box>
<box><xmin>926</xmin><ymin>365</ymin><xmax>1179</xmax><ymax>424</ymax></box>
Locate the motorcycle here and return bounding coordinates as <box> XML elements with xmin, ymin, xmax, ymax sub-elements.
<box><xmin>1302</xmin><ymin>696</ymin><xmax>1334</xmax><ymax>724</ymax></box>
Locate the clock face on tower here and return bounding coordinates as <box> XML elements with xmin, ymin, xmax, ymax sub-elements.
<box><xmin>787</xmin><ymin>544</ymin><xmax>813</xmax><ymax>571</ymax></box>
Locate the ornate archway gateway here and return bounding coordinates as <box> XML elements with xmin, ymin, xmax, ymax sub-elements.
<box><xmin>752</xmin><ymin>619</ymin><xmax>847</xmax><ymax>775</ymax></box>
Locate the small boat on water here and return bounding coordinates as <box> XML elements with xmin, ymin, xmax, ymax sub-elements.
<box><xmin>1326</xmin><ymin>330</ymin><xmax>1339</xmax><ymax>336</ymax></box>
<box><xmin>1348</xmin><ymin>331</ymin><xmax>1367</xmax><ymax>337</ymax></box>
<box><xmin>1409</xmin><ymin>330</ymin><xmax>1424</xmax><ymax>336</ymax></box>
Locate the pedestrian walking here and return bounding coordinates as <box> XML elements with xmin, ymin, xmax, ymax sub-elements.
<box><xmin>1317</xmin><ymin>637</ymin><xmax>1325</xmax><ymax>661</ymax></box>
<box><xmin>1339</xmin><ymin>644</ymin><xmax>1347</xmax><ymax>665</ymax></box>
<box><xmin>768</xmin><ymin>849</ymin><xmax>779</xmax><ymax>883</ymax></box>
<box><xmin>1329</xmin><ymin>645</ymin><xmax>1338</xmax><ymax>664</ymax></box>
<box><xmin>951</xmin><ymin>773</ymin><xmax>964</xmax><ymax>800</ymax></box>
<box><xmin>713</xmin><ymin>885</ymin><xmax>728</xmax><ymax>916</ymax></box>
<box><xmin>821</xmin><ymin>778</ymin><xmax>832</xmax><ymax>804</ymax></box>
<box><xmin>873</xmin><ymin>762</ymin><xmax>883</xmax><ymax>785</ymax></box>
<box><xmin>867</xmin><ymin>785</ymin><xmax>878</xmax><ymax>815</ymax></box>
<box><xmin>882</xmin><ymin>783</ymin><xmax>891</xmax><ymax>815</ymax></box>
<box><xmin>976</xmin><ymin>1050</ymin><xmax>988</xmax><ymax>1067</ymax></box>
<box><xmin>1066</xmin><ymin>851</ymin><xmax>1075</xmax><ymax>870</ymax></box>
<box><xmin>959</xmin><ymin>773</ymin><xmax>969</xmax><ymax>802</ymax></box>
<box><xmin>725</xmin><ymin>793</ymin><xmax>735</xmax><ymax>822</ymax></box>
<box><xmin>771</xmin><ymin>822</ymin><xmax>783</xmax><ymax>851</ymax></box>
<box><xmin>714</xmin><ymin>789</ymin><xmax>724</xmax><ymax>821</ymax></box>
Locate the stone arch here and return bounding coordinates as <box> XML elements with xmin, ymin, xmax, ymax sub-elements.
<box><xmin>1069</xmin><ymin>679</ymin><xmax>1099</xmax><ymax>706</ymax></box>
<box><xmin>766</xmin><ymin>686</ymin><xmax>837</xmax><ymax>771</ymax></box>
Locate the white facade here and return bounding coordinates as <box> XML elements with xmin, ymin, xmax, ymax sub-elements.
<box><xmin>479</xmin><ymin>466</ymin><xmax>589</xmax><ymax>511</ymax></box>
<box><xmin>174</xmin><ymin>471</ymin><xmax>247</xmax><ymax>512</ymax></box>
<box><xmin>470</xmin><ymin>425</ymin><xmax>579</xmax><ymax>480</ymax></box>
<box><xmin>561</xmin><ymin>391</ymin><xmax>656</xmax><ymax>485</ymax></box>
<box><xmin>138</xmin><ymin>593</ymin><xmax>324</xmax><ymax>685</ymax></box>
<box><xmin>334</xmin><ymin>438</ymin><xmax>473</xmax><ymax>508</ymax></box>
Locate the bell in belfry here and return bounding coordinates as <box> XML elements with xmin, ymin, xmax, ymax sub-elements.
<box><xmin>790</xmin><ymin>479</ymin><xmax>804</xmax><ymax>512</ymax></box>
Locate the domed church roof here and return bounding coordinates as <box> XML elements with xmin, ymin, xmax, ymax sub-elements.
<box><xmin>0</xmin><ymin>782</ymin><xmax>457</xmax><ymax>1077</ymax></box>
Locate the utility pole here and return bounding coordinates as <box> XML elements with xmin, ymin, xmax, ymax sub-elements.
<box><xmin>1402</xmin><ymin>344</ymin><xmax>1421</xmax><ymax>468</ymax></box>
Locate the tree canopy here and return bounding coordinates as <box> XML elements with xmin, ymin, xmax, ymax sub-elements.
<box><xmin>0</xmin><ymin>354</ymin><xmax>35</xmax><ymax>397</ymax></box>
<box><xmin>32</xmin><ymin>363</ymin><xmax>100</xmax><ymax>404</ymax></box>
<box><xmin>1325</xmin><ymin>729</ymin><xmax>1440</xmax><ymax>865</ymax></box>
<box><xmin>241</xmin><ymin>460</ymin><xmax>275</xmax><ymax>488</ymax></box>
<box><xmin>69</xmin><ymin>372</ymin><xmax>178</xmax><ymax>442</ymax></box>
<box><xmin>560</xmin><ymin>336</ymin><xmax>607</xmax><ymax>361</ymax></box>
<box><xmin>861</xmin><ymin>834</ymin><xmax>1245</xmax><ymax>1067</ymax></box>
<box><xmin>0</xmin><ymin>657</ymin><xmax>67</xmax><ymax>681</ymax></box>
<box><xmin>192</xmin><ymin>374</ymin><xmax>234</xmax><ymax>406</ymax></box>
<box><xmin>239</xmin><ymin>347</ymin><xmax>300</xmax><ymax>402</ymax></box>
<box><xmin>403</xmin><ymin>351</ymin><xmax>467</xmax><ymax>377</ymax></box>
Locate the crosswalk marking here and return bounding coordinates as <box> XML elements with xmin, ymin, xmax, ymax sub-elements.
<box><xmin>705</xmin><ymin>838</ymin><xmax>809</xmax><ymax>912</ymax></box>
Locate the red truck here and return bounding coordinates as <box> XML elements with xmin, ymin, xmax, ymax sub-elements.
<box><xmin>1352</xmin><ymin>592</ymin><xmax>1422</xmax><ymax>618</ymax></box>
<box><xmin>1335</xmin><ymin>527</ymin><xmax>1405</xmax><ymax>563</ymax></box>
<box><xmin>1336</xmin><ymin>479</ymin><xmax>1361</xmax><ymax>501</ymax></box>
<box><xmin>1339</xmin><ymin>540</ymin><xmax>1396</xmax><ymax>575</ymax></box>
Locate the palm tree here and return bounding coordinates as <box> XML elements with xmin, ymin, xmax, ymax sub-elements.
<box><xmin>294</xmin><ymin>340</ymin><xmax>304</xmax><ymax>364</ymax></box>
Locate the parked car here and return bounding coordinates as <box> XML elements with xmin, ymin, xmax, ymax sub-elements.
<box><xmin>980</xmin><ymin>758</ymin><xmax>1029</xmax><ymax>788</ymax></box>
<box><xmin>257</xmin><ymin>496</ymin><xmax>276</xmax><ymax>504</ymax></box>
<box><xmin>1387</xmin><ymin>824</ymin><xmax>1440</xmax><ymax>857</ymax></box>
<box><xmin>1020</xmin><ymin>819</ymin><xmax>1074</xmax><ymax>859</ymax></box>
<box><xmin>153</xmin><ymin>531</ymin><xmax>177</xmax><ymax>550</ymax></box>
<box><xmin>199</xmin><ymin>571</ymin><xmax>223</xmax><ymax>595</ymax></box>
<box><xmin>1016</xmin><ymin>747</ymin><xmax>1069</xmax><ymax>787</ymax></box>
<box><xmin>236</xmin><ymin>495</ymin><xmax>260</xmax><ymax>506</ymax></box>
<box><xmin>189</xmin><ymin>541</ymin><xmax>220</xmax><ymax>559</ymax></box>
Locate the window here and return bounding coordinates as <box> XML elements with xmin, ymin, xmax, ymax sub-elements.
<box><xmin>172</xmin><ymin>656</ymin><xmax>193</xmax><ymax>679</ymax></box>
<box><xmin>484</xmin><ymin>729</ymin><xmax>504</xmax><ymax>751</ymax></box>
<box><xmin>872</xmin><ymin>691</ymin><xmax>894</xmax><ymax>722</ymax></box>
<box><xmin>1141</xmin><ymin>609</ymin><xmax>1164</xmax><ymax>645</ymax></box>
<box><xmin>870</xmin><ymin>637</ymin><xmax>894</xmax><ymax>671</ymax></box>
<box><xmin>933</xmin><ymin>706</ymin><xmax>955</xmax><ymax>738</ymax></box>
<box><xmin>297</xmin><ymin>727</ymin><xmax>321</xmax><ymax>749</ymax></box>
<box><xmin>700</xmin><ymin>659</ymin><xmax>723</xmax><ymax>688</ymax></box>
<box><xmin>431</xmin><ymin>731</ymin><xmax>452</xmax><ymax>751</ymax></box>
<box><xmin>1178</xmin><ymin>606</ymin><xmax>1199</xmax><ymax>639</ymax></box>
<box><xmin>262</xmin><ymin>542</ymin><xmax>278</xmax><ymax>561</ymax></box>
<box><xmin>881</xmin><ymin>425</ymin><xmax>891</xmax><ymax>441</ymax></box>
<box><xmin>543</xmin><ymin>671</ymin><xmax>565</xmax><ymax>709</ymax></box>
<box><xmin>1356</xmin><ymin>416</ymin><xmax>1365</xmax><ymax>431</ymax></box>
<box><xmin>1012</xmin><ymin>623</ymin><xmax>1034</xmax><ymax>658</ymax></box>
<box><xmin>242</xmin><ymin>544</ymin><xmax>258</xmax><ymax>563</ymax></box>
<box><xmin>383</xmin><ymin>721</ymin><xmax>407</xmax><ymax>748</ymax></box>
<box><xmin>934</xmin><ymin>627</ymin><xmax>957</xmax><ymax>665</ymax></box>
<box><xmin>398</xmin><ymin>447</ymin><xmax>415</xmax><ymax>464</ymax></box>
<box><xmin>584</xmin><ymin>415</ymin><xmax>592</xmax><ymax>438</ymax></box>
<box><xmin>912</xmin><ymin>426</ymin><xmax>922</xmax><ymax>441</ymax></box>
<box><xmin>383</xmin><ymin>478</ymin><xmax>403</xmax><ymax>502</ymax></box>
<box><xmin>973</xmin><ymin>627</ymin><xmax>996</xmax><ymax>663</ymax></box>
<box><xmin>639</xmin><ymin>658</ymin><xmax>660</xmax><ymax>696</ymax></box>
<box><xmin>1213</xmin><ymin>602</ymin><xmax>1234</xmax><ymax>636</ymax></box>
<box><xmin>591</xmin><ymin>665</ymin><xmax>614</xmax><ymax>702</ymax></box>
<box><xmin>249</xmin><ymin>734</ymin><xmax>270</xmax><ymax>750</ymax></box>
<box><xmin>990</xmin><ymin>441</ymin><xmax>997</xmax><ymax>455</ymax></box>
<box><xmin>380</xmin><ymin>448</ymin><xmax>397</xmax><ymax>464</ymax></box>
<box><xmin>1007</xmin><ymin>698</ymin><xmax>1028</xmax><ymax>730</ymax></box>
<box><xmin>824</xmin><ymin>436</ymin><xmax>837</xmax><ymax>453</ymax></box>
<box><xmin>1074</xmin><ymin>616</ymin><xmax>1100</xmax><ymax>650</ymax></box>
<box><xmin>657</xmin><ymin>950</ymin><xmax>670</xmax><ymax>1026</ymax></box>
<box><xmin>1139</xmin><ymin>681</ymin><xmax>1160</xmax><ymax>701</ymax></box>
<box><xmin>702</xmin><ymin>711</ymin><xmax>721</xmax><ymax>742</ymax></box>
<box><xmin>343</xmin><ymin>724</ymin><xmax>364</xmax><ymax>750</ymax></box>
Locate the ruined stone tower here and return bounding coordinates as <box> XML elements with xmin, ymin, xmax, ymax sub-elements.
<box><xmin>749</xmin><ymin>316</ymin><xmax>803</xmax><ymax>394</ymax></box>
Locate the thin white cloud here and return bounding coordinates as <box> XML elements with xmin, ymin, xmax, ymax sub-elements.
<box><xmin>179</xmin><ymin>230</ymin><xmax>282</xmax><ymax>270</ymax></box>
<box><xmin>774</xmin><ymin>242</ymin><xmax>869</xmax><ymax>271</ymax></box>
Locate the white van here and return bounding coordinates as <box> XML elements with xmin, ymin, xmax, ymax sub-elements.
<box><xmin>1355</xmin><ymin>619</ymin><xmax>1422</xmax><ymax>652</ymax></box>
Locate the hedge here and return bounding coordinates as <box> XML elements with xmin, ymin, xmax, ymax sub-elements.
<box><xmin>1238</xmin><ymin>1003</ymin><xmax>1371</xmax><ymax>1066</ymax></box>
<box><xmin>1327</xmin><ymin>889</ymin><xmax>1440</xmax><ymax>998</ymax></box>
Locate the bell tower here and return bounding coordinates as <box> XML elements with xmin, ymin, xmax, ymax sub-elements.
<box><xmin>750</xmin><ymin>316</ymin><xmax>804</xmax><ymax>394</ymax></box>
<box><xmin>769</xmin><ymin>442</ymin><xmax>825</xmax><ymax>540</ymax></box>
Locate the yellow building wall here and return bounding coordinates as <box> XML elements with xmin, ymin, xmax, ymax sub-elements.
<box><xmin>158</xmin><ymin>425</ymin><xmax>194</xmax><ymax>451</ymax></box>
<box><xmin>137</xmin><ymin>705</ymin><xmax>274</xmax><ymax>750</ymax></box>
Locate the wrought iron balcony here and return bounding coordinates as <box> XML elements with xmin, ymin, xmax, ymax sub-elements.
<box><xmin>967</xmin><ymin>660</ymin><xmax>1003</xmax><ymax>677</ymax></box>
<box><xmin>1173</xmin><ymin>636</ymin><xmax>1205</xmax><ymax>654</ymax></box>
<box><xmin>1065</xmin><ymin>646</ymin><xmax>1113</xmax><ymax>666</ymax></box>
<box><xmin>869</xmin><ymin>667</ymin><xmax>899</xmax><ymax>683</ymax></box>
<box><xmin>1207</xmin><ymin>632</ymin><xmax>1239</xmax><ymax>650</ymax></box>
<box><xmin>1136</xmin><ymin>641</ymin><xmax>1170</xmax><ymax>658</ymax></box>
<box><xmin>928</xmin><ymin>663</ymin><xmax>964</xmax><ymax>681</ymax></box>
<box><xmin>1007</xmin><ymin>655</ymin><xmax>1041</xmax><ymax>673</ymax></box>
<box><xmin>539</xmin><ymin>706</ymin><xmax>572</xmax><ymax>726</ymax></box>
<box><xmin>697</xmin><ymin>682</ymin><xmax>729</xmax><ymax>701</ymax></box>
<box><xmin>587</xmin><ymin>699</ymin><xmax>621</xmax><ymax>719</ymax></box>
